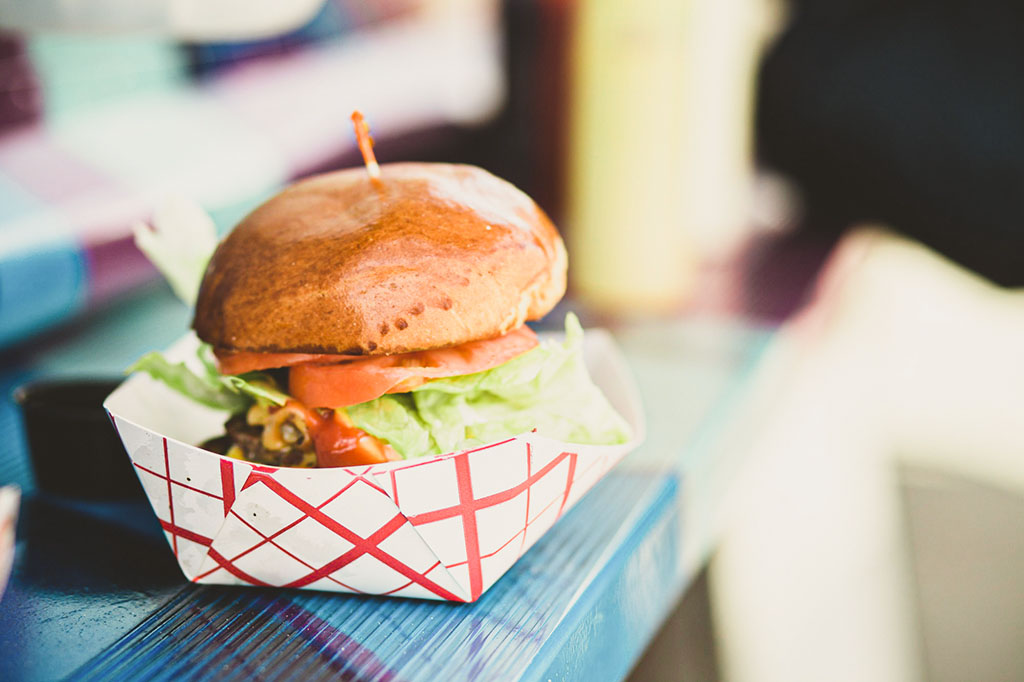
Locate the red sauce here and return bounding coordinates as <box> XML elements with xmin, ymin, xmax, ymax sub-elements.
<box><xmin>285</xmin><ymin>400</ymin><xmax>394</xmax><ymax>467</ymax></box>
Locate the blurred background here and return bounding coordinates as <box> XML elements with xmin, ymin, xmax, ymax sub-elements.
<box><xmin>1</xmin><ymin>0</ymin><xmax>1022</xmax><ymax>680</ymax></box>
<box><xmin>4</xmin><ymin>0</ymin><xmax>1024</xmax><ymax>339</ymax></box>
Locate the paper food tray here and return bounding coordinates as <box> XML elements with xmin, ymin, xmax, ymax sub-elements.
<box><xmin>0</xmin><ymin>485</ymin><xmax>19</xmax><ymax>600</ymax></box>
<box><xmin>104</xmin><ymin>329</ymin><xmax>644</xmax><ymax>602</ymax></box>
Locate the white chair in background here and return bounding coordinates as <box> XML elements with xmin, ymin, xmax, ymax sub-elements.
<box><xmin>707</xmin><ymin>228</ymin><xmax>1024</xmax><ymax>682</ymax></box>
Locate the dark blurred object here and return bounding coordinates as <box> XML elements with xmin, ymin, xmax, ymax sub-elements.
<box><xmin>758</xmin><ymin>0</ymin><xmax>1024</xmax><ymax>286</ymax></box>
<box><xmin>310</xmin><ymin>0</ymin><xmax>572</xmax><ymax>224</ymax></box>
<box><xmin>418</xmin><ymin>0</ymin><xmax>572</xmax><ymax>225</ymax></box>
<box><xmin>14</xmin><ymin>380</ymin><xmax>143</xmax><ymax>500</ymax></box>
<box><xmin>0</xmin><ymin>31</ymin><xmax>41</xmax><ymax>133</ymax></box>
<box><xmin>495</xmin><ymin>0</ymin><xmax>573</xmax><ymax>223</ymax></box>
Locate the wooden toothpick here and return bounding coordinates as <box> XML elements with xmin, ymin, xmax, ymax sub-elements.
<box><xmin>350</xmin><ymin>110</ymin><xmax>380</xmax><ymax>180</ymax></box>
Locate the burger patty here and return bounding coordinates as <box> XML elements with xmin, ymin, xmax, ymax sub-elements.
<box><xmin>199</xmin><ymin>401</ymin><xmax>394</xmax><ymax>468</ymax></box>
<box><xmin>202</xmin><ymin>414</ymin><xmax>312</xmax><ymax>467</ymax></box>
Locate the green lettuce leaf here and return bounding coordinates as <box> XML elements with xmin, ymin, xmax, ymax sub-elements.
<box><xmin>128</xmin><ymin>343</ymin><xmax>288</xmax><ymax>412</ymax></box>
<box><xmin>131</xmin><ymin>314</ymin><xmax>630</xmax><ymax>461</ymax></box>
<box><xmin>348</xmin><ymin>313</ymin><xmax>631</xmax><ymax>458</ymax></box>
<box><xmin>132</xmin><ymin>195</ymin><xmax>218</xmax><ymax>306</ymax></box>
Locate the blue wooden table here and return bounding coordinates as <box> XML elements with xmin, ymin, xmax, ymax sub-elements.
<box><xmin>0</xmin><ymin>286</ymin><xmax>772</xmax><ymax>681</ymax></box>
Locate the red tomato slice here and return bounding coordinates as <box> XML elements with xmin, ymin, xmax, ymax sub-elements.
<box><xmin>215</xmin><ymin>350</ymin><xmax>361</xmax><ymax>375</ymax></box>
<box><xmin>289</xmin><ymin>325</ymin><xmax>539</xmax><ymax>408</ymax></box>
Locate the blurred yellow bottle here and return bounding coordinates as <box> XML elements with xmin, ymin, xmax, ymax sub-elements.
<box><xmin>567</xmin><ymin>0</ymin><xmax>778</xmax><ymax>314</ymax></box>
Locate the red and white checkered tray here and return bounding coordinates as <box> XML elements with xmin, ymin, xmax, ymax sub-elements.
<box><xmin>104</xmin><ymin>329</ymin><xmax>643</xmax><ymax>602</ymax></box>
<box><xmin>0</xmin><ymin>485</ymin><xmax>19</xmax><ymax>601</ymax></box>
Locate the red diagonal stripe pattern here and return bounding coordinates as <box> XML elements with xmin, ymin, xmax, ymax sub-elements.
<box><xmin>519</xmin><ymin>443</ymin><xmax>533</xmax><ymax>556</ymax></box>
<box><xmin>130</xmin><ymin>436</ymin><xmax>230</xmax><ymax>567</ymax></box>
<box><xmin>401</xmin><ymin>449</ymin><xmax>583</xmax><ymax>601</ymax></box>
<box><xmin>206</xmin><ymin>547</ymin><xmax>271</xmax><ymax>586</ymax></box>
<box><xmin>163</xmin><ymin>439</ymin><xmax>178</xmax><ymax>557</ymax></box>
<box><xmin>134</xmin><ymin>463</ymin><xmax>222</xmax><ymax>501</ymax></box>
<box><xmin>159</xmin><ymin>520</ymin><xmax>212</xmax><ymax>547</ymax></box>
<box><xmin>220</xmin><ymin>458</ymin><xmax>236</xmax><ymax>516</ymax></box>
<box><xmin>556</xmin><ymin>453</ymin><xmax>578</xmax><ymax>518</ymax></box>
<box><xmin>265</xmin><ymin>479</ymin><xmax>462</xmax><ymax>600</ymax></box>
<box><xmin>126</xmin><ymin>419</ymin><xmax>611</xmax><ymax>602</ymax></box>
<box><xmin>218</xmin><ymin>471</ymin><xmax>465</xmax><ymax>601</ymax></box>
<box><xmin>280</xmin><ymin>513</ymin><xmax>406</xmax><ymax>589</ymax></box>
<box><xmin>225</xmin><ymin>504</ymin><xmax>368</xmax><ymax>594</ymax></box>
<box><xmin>453</xmin><ymin>454</ymin><xmax>484</xmax><ymax>600</ymax></box>
<box><xmin>439</xmin><ymin>451</ymin><xmax>606</xmax><ymax>571</ymax></box>
<box><xmin>406</xmin><ymin>451</ymin><xmax>571</xmax><ymax>525</ymax></box>
<box><xmin>190</xmin><ymin>475</ymin><xmax>364</xmax><ymax>583</ymax></box>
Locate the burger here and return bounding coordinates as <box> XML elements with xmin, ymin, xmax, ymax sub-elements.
<box><xmin>130</xmin><ymin>123</ymin><xmax>630</xmax><ymax>468</ymax></box>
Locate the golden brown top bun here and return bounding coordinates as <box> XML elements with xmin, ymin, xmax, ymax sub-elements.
<box><xmin>193</xmin><ymin>162</ymin><xmax>567</xmax><ymax>355</ymax></box>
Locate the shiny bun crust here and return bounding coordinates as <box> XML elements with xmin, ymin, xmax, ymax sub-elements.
<box><xmin>193</xmin><ymin>163</ymin><xmax>567</xmax><ymax>355</ymax></box>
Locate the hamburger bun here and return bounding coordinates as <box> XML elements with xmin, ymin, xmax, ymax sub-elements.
<box><xmin>193</xmin><ymin>162</ymin><xmax>567</xmax><ymax>355</ymax></box>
